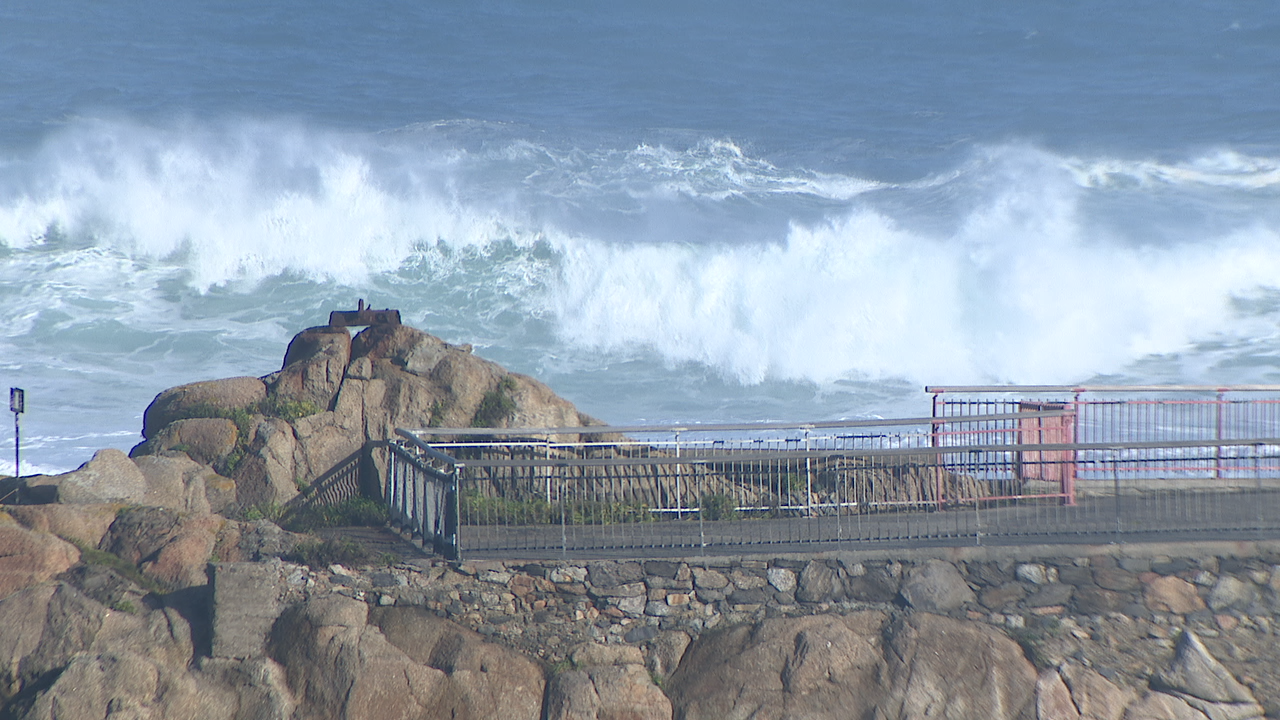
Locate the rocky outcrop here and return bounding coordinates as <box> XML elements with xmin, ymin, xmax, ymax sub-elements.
<box><xmin>123</xmin><ymin>322</ymin><xmax>606</xmax><ymax>511</ymax></box>
<box><xmin>268</xmin><ymin>325</ymin><xmax>352</xmax><ymax>411</ymax></box>
<box><xmin>0</xmin><ymin>523</ymin><xmax>80</xmax><ymax>599</ymax></box>
<box><xmin>666</xmin><ymin>611</ymin><xmax>1035</xmax><ymax>720</ymax></box>
<box><xmin>142</xmin><ymin>376</ymin><xmax>267</xmax><ymax>440</ymax></box>
<box><xmin>22</xmin><ymin>449</ymin><xmax>147</xmax><ymax>505</ymax></box>
<box><xmin>269</xmin><ymin>598</ymin><xmax>545</xmax><ymax>720</ymax></box>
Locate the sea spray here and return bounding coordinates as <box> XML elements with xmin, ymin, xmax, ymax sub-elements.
<box><xmin>5</xmin><ymin>121</ymin><xmax>1280</xmax><ymax>470</ymax></box>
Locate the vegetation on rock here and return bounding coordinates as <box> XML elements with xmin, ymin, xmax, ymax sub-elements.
<box><xmin>471</xmin><ymin>376</ymin><xmax>518</xmax><ymax>427</ymax></box>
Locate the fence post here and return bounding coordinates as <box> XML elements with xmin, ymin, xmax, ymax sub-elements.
<box><xmin>931</xmin><ymin>392</ymin><xmax>945</xmax><ymax>511</ymax></box>
<box><xmin>1215</xmin><ymin>391</ymin><xmax>1226</xmax><ymax>480</ymax></box>
<box><xmin>444</xmin><ymin>467</ymin><xmax>461</xmax><ymax>561</ymax></box>
<box><xmin>1112</xmin><ymin>461</ymin><xmax>1122</xmax><ymax>544</ymax></box>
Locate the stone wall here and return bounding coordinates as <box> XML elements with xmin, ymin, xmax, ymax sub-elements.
<box><xmin>217</xmin><ymin>540</ymin><xmax>1280</xmax><ymax>717</ymax></box>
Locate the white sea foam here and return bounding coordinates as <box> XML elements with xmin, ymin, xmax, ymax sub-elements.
<box><xmin>3</xmin><ymin>121</ymin><xmax>1280</xmax><ymax>397</ymax></box>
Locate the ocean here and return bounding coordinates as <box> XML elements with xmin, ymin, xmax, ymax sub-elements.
<box><xmin>3</xmin><ymin>1</ymin><xmax>1280</xmax><ymax>474</ymax></box>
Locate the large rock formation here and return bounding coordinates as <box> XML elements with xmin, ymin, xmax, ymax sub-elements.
<box><xmin>665</xmin><ymin>611</ymin><xmax>1037</xmax><ymax>720</ymax></box>
<box><xmin>124</xmin><ymin>322</ymin><xmax>606</xmax><ymax>512</ymax></box>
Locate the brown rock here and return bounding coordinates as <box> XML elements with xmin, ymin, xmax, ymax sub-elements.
<box><xmin>143</xmin><ymin>417</ymin><xmax>239</xmax><ymax>467</ymax></box>
<box><xmin>1026</xmin><ymin>583</ymin><xmax>1075</xmax><ymax>608</ymax></box>
<box><xmin>647</xmin><ymin>631</ymin><xmax>691</xmax><ymax>677</ymax></box>
<box><xmin>881</xmin><ymin>613</ymin><xmax>1037</xmax><ymax>720</ymax></box>
<box><xmin>980</xmin><ymin>582</ymin><xmax>1027</xmax><ymax>610</ymax></box>
<box><xmin>899</xmin><ymin>559</ymin><xmax>977</xmax><ymax>612</ymax></box>
<box><xmin>349</xmin><ymin>323</ymin><xmax>601</xmax><ymax>438</ymax></box>
<box><xmin>796</xmin><ymin>560</ymin><xmax>842</xmax><ymax>603</ymax></box>
<box><xmin>139</xmin><ymin>514</ymin><xmax>222</xmax><ymax>589</ymax></box>
<box><xmin>366</xmin><ymin>605</ymin><xmax>545</xmax><ymax>720</ymax></box>
<box><xmin>101</xmin><ymin>506</ymin><xmax>221</xmax><ymax>589</ymax></box>
<box><xmin>546</xmin><ymin>664</ymin><xmax>672</xmax><ymax>720</ymax></box>
<box><xmin>1074</xmin><ymin>586</ymin><xmax>1128</xmax><ymax>615</ymax></box>
<box><xmin>666</xmin><ymin>612</ymin><xmax>889</xmax><ymax>720</ymax></box>
<box><xmin>1153</xmin><ymin>631</ymin><xmax>1256</xmax><ymax>704</ymax></box>
<box><xmin>1038</xmin><ymin>669</ymin><xmax>1082</xmax><ymax>720</ymax></box>
<box><xmin>0</xmin><ymin>524</ymin><xmax>80</xmax><ymax>599</ymax></box>
<box><xmin>0</xmin><ymin>582</ymin><xmax>197</xmax><ymax>713</ymax></box>
<box><xmin>1061</xmin><ymin>662</ymin><xmax>1136</xmax><ymax>720</ymax></box>
<box><xmin>231</xmin><ymin>417</ymin><xmax>300</xmax><ymax>508</ymax></box>
<box><xmin>4</xmin><ymin>503</ymin><xmax>119</xmax><ymax>548</ymax></box>
<box><xmin>844</xmin><ymin>567</ymin><xmax>900</xmax><ymax>603</ymax></box>
<box><xmin>23</xmin><ymin>448</ymin><xmax>147</xmax><ymax>504</ymax></box>
<box><xmin>1145</xmin><ymin>576</ymin><xmax>1207</xmax><ymax>615</ymax></box>
<box><xmin>1095</xmin><ymin>568</ymin><xmax>1141</xmax><ymax>592</ymax></box>
<box><xmin>21</xmin><ymin>651</ymin><xmax>167</xmax><ymax>719</ymax></box>
<box><xmin>268</xmin><ymin>325</ymin><xmax>352</xmax><ymax>411</ymax></box>
<box><xmin>142</xmin><ymin>376</ymin><xmax>266</xmax><ymax>439</ymax></box>
<box><xmin>571</xmin><ymin>642</ymin><xmax>644</xmax><ymax>667</ymax></box>
<box><xmin>269</xmin><ymin>596</ymin><xmax>448</xmax><ymax>720</ymax></box>
<box><xmin>691</xmin><ymin>567</ymin><xmax>728</xmax><ymax>590</ymax></box>
<box><xmin>1123</xmin><ymin>692</ymin><xmax>1211</xmax><ymax>720</ymax></box>
<box><xmin>132</xmin><ymin>453</ymin><xmax>215</xmax><ymax>514</ymax></box>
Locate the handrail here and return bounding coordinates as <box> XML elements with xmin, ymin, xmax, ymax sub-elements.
<box><xmin>394</xmin><ymin>428</ymin><xmax>467</xmax><ymax>466</ymax></box>
<box><xmin>399</xmin><ymin>409</ymin><xmax>1074</xmax><ymax>439</ymax></box>
<box><xmin>927</xmin><ymin>384</ymin><xmax>1280</xmax><ymax>393</ymax></box>
<box><xmin>416</xmin><ymin>437</ymin><xmax>1280</xmax><ymax>469</ymax></box>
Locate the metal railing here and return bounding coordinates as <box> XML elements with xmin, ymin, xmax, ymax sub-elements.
<box><xmin>929</xmin><ymin>385</ymin><xmax>1280</xmax><ymax>482</ymax></box>
<box><xmin>390</xmin><ymin>403</ymin><xmax>1280</xmax><ymax>559</ymax></box>
<box><xmin>387</xmin><ymin>436</ymin><xmax>460</xmax><ymax>560</ymax></box>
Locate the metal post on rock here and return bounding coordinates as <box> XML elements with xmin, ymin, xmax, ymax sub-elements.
<box><xmin>9</xmin><ymin>388</ymin><xmax>23</xmax><ymax>480</ymax></box>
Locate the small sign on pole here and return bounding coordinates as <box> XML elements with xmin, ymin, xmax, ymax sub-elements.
<box><xmin>9</xmin><ymin>388</ymin><xmax>22</xmax><ymax>480</ymax></box>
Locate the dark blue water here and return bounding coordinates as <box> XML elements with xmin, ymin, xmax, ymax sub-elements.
<box><xmin>3</xmin><ymin>1</ymin><xmax>1280</xmax><ymax>472</ymax></box>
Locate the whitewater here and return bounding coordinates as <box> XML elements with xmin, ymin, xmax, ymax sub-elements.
<box><xmin>2</xmin><ymin>1</ymin><xmax>1279</xmax><ymax>473</ymax></box>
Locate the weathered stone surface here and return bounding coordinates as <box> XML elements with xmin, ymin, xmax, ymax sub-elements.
<box><xmin>1207</xmin><ymin>576</ymin><xmax>1256</xmax><ymax>612</ymax></box>
<box><xmin>900</xmin><ymin>558</ymin><xmax>977</xmax><ymax>612</ymax></box>
<box><xmin>142</xmin><ymin>376</ymin><xmax>266</xmax><ymax>439</ymax></box>
<box><xmin>845</xmin><ymin>567</ymin><xmax>900</xmax><ymax>603</ymax></box>
<box><xmin>1039</xmin><ymin>669</ymin><xmax>1082</xmax><ymax>720</ymax></box>
<box><xmin>691</xmin><ymin>567</ymin><xmax>728</xmax><ymax>590</ymax></box>
<box><xmin>270</xmin><ymin>597</ymin><xmax>450</xmax><ymax>720</ymax></box>
<box><xmin>189</xmin><ymin>657</ymin><xmax>298</xmax><ymax>720</ymax></box>
<box><xmin>980</xmin><ymin>582</ymin><xmax>1027</xmax><ymax>610</ymax></box>
<box><xmin>4</xmin><ymin>503</ymin><xmax>118</xmax><ymax>548</ymax></box>
<box><xmin>796</xmin><ymin>560</ymin><xmax>842</xmax><ymax>603</ymax></box>
<box><xmin>101</xmin><ymin>507</ymin><xmax>221</xmax><ymax>589</ymax></box>
<box><xmin>1095</xmin><ymin>568</ymin><xmax>1141</xmax><ymax>592</ymax></box>
<box><xmin>588</xmin><ymin>561</ymin><xmax>645</xmax><ymax>589</ymax></box>
<box><xmin>666</xmin><ymin>612</ymin><xmax>889</xmax><ymax>720</ymax></box>
<box><xmin>0</xmin><ymin>524</ymin><xmax>80</xmax><ymax>599</ymax></box>
<box><xmin>1061</xmin><ymin>662</ymin><xmax>1136</xmax><ymax>720</ymax></box>
<box><xmin>571</xmin><ymin>642</ymin><xmax>643</xmax><ymax>667</ymax></box>
<box><xmin>0</xmin><ymin>582</ymin><xmax>197</xmax><ymax>715</ymax></box>
<box><xmin>24</xmin><ymin>449</ymin><xmax>146</xmax><ymax>504</ymax></box>
<box><xmin>1018</xmin><ymin>563</ymin><xmax>1055</xmax><ymax>585</ymax></box>
<box><xmin>1026</xmin><ymin>582</ymin><xmax>1075</xmax><ymax>608</ymax></box>
<box><xmin>366</xmin><ymin>605</ymin><xmax>545</xmax><ymax>720</ymax></box>
<box><xmin>231</xmin><ymin>417</ymin><xmax>300</xmax><ymax>508</ymax></box>
<box><xmin>647</xmin><ymin>631</ymin><xmax>691</xmax><ymax>678</ymax></box>
<box><xmin>211</xmin><ymin>562</ymin><xmax>287</xmax><ymax>659</ymax></box>
<box><xmin>765</xmin><ymin>567</ymin><xmax>796</xmax><ymax>593</ymax></box>
<box><xmin>132</xmin><ymin>453</ymin><xmax>215</xmax><ymax>514</ymax></box>
<box><xmin>1124</xmin><ymin>692</ymin><xmax>1212</xmax><ymax>720</ymax></box>
<box><xmin>1145</xmin><ymin>576</ymin><xmax>1207</xmax><ymax>614</ymax></box>
<box><xmin>546</xmin><ymin>664</ymin><xmax>672</xmax><ymax>720</ymax></box>
<box><xmin>348</xmin><ymin>323</ymin><xmax>603</xmax><ymax>438</ymax></box>
<box><xmin>143</xmin><ymin>417</ymin><xmax>239</xmax><ymax>467</ymax></box>
<box><xmin>269</xmin><ymin>325</ymin><xmax>352</xmax><ymax>411</ymax></box>
<box><xmin>1153</xmin><ymin>631</ymin><xmax>1256</xmax><ymax>704</ymax></box>
<box><xmin>880</xmin><ymin>612</ymin><xmax>1037</xmax><ymax>720</ymax></box>
<box><xmin>1074</xmin><ymin>586</ymin><xmax>1128</xmax><ymax>614</ymax></box>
